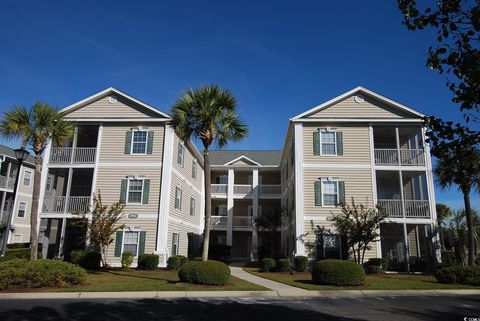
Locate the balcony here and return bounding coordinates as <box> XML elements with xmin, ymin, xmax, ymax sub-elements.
<box><xmin>49</xmin><ymin>147</ymin><xmax>96</xmax><ymax>165</ymax></box>
<box><xmin>378</xmin><ymin>199</ymin><xmax>430</xmax><ymax>218</ymax></box>
<box><xmin>374</xmin><ymin>149</ymin><xmax>425</xmax><ymax>166</ymax></box>
<box><xmin>211</xmin><ymin>184</ymin><xmax>227</xmax><ymax>196</ymax></box>
<box><xmin>259</xmin><ymin>184</ymin><xmax>281</xmax><ymax>196</ymax></box>
<box><xmin>210</xmin><ymin>215</ymin><xmax>227</xmax><ymax>229</ymax></box>
<box><xmin>43</xmin><ymin>196</ymin><xmax>90</xmax><ymax>214</ymax></box>
<box><xmin>233</xmin><ymin>216</ymin><xmax>253</xmax><ymax>228</ymax></box>
<box><xmin>0</xmin><ymin>175</ymin><xmax>15</xmax><ymax>190</ymax></box>
<box><xmin>233</xmin><ymin>184</ymin><xmax>253</xmax><ymax>195</ymax></box>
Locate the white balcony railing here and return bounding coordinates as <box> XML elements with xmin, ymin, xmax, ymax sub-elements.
<box><xmin>211</xmin><ymin>184</ymin><xmax>227</xmax><ymax>194</ymax></box>
<box><xmin>234</xmin><ymin>184</ymin><xmax>253</xmax><ymax>195</ymax></box>
<box><xmin>210</xmin><ymin>215</ymin><xmax>227</xmax><ymax>228</ymax></box>
<box><xmin>374</xmin><ymin>149</ymin><xmax>398</xmax><ymax>165</ymax></box>
<box><xmin>49</xmin><ymin>147</ymin><xmax>96</xmax><ymax>164</ymax></box>
<box><xmin>400</xmin><ymin>149</ymin><xmax>426</xmax><ymax>166</ymax></box>
<box><xmin>43</xmin><ymin>196</ymin><xmax>90</xmax><ymax>214</ymax></box>
<box><xmin>378</xmin><ymin>199</ymin><xmax>430</xmax><ymax>218</ymax></box>
<box><xmin>233</xmin><ymin>216</ymin><xmax>253</xmax><ymax>227</ymax></box>
<box><xmin>259</xmin><ymin>184</ymin><xmax>281</xmax><ymax>195</ymax></box>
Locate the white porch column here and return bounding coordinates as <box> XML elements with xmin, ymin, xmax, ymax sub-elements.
<box><xmin>251</xmin><ymin>169</ymin><xmax>259</xmax><ymax>261</ymax></box>
<box><xmin>58</xmin><ymin>217</ymin><xmax>67</xmax><ymax>259</ymax></box>
<box><xmin>64</xmin><ymin>168</ymin><xmax>73</xmax><ymax>214</ymax></box>
<box><xmin>294</xmin><ymin>123</ymin><xmax>305</xmax><ymax>255</ymax></box>
<box><xmin>226</xmin><ymin>169</ymin><xmax>234</xmax><ymax>246</ymax></box>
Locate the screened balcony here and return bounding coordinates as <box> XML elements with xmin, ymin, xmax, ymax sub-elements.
<box><xmin>49</xmin><ymin>125</ymin><xmax>98</xmax><ymax>165</ymax></box>
<box><xmin>373</xmin><ymin>126</ymin><xmax>426</xmax><ymax>166</ymax></box>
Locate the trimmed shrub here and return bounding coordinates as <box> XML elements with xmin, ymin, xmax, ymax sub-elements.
<box><xmin>440</xmin><ymin>250</ymin><xmax>457</xmax><ymax>268</ymax></box>
<box><xmin>0</xmin><ymin>259</ymin><xmax>86</xmax><ymax>290</ymax></box>
<box><xmin>295</xmin><ymin>256</ymin><xmax>309</xmax><ymax>272</ymax></box>
<box><xmin>121</xmin><ymin>251</ymin><xmax>134</xmax><ymax>269</ymax></box>
<box><xmin>167</xmin><ymin>255</ymin><xmax>188</xmax><ymax>270</ymax></box>
<box><xmin>435</xmin><ymin>266</ymin><xmax>480</xmax><ymax>285</ymax></box>
<box><xmin>261</xmin><ymin>258</ymin><xmax>276</xmax><ymax>272</ymax></box>
<box><xmin>137</xmin><ymin>254</ymin><xmax>159</xmax><ymax>270</ymax></box>
<box><xmin>70</xmin><ymin>250</ymin><xmax>101</xmax><ymax>270</ymax></box>
<box><xmin>4</xmin><ymin>248</ymin><xmax>30</xmax><ymax>259</ymax></box>
<box><xmin>312</xmin><ymin>259</ymin><xmax>365</xmax><ymax>286</ymax></box>
<box><xmin>208</xmin><ymin>244</ymin><xmax>232</xmax><ymax>261</ymax></box>
<box><xmin>277</xmin><ymin>258</ymin><xmax>292</xmax><ymax>272</ymax></box>
<box><xmin>178</xmin><ymin>260</ymin><xmax>230</xmax><ymax>285</ymax></box>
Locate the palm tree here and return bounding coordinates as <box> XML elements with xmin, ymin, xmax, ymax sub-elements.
<box><xmin>436</xmin><ymin>203</ymin><xmax>453</xmax><ymax>249</ymax></box>
<box><xmin>254</xmin><ymin>206</ymin><xmax>283</xmax><ymax>258</ymax></box>
<box><xmin>434</xmin><ymin>152</ymin><xmax>480</xmax><ymax>265</ymax></box>
<box><xmin>0</xmin><ymin>103</ymin><xmax>73</xmax><ymax>261</ymax></box>
<box><xmin>170</xmin><ymin>85</ymin><xmax>248</xmax><ymax>261</ymax></box>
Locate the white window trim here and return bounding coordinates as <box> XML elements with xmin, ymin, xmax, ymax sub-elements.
<box><xmin>121</xmin><ymin>229</ymin><xmax>141</xmax><ymax>257</ymax></box>
<box><xmin>130</xmin><ymin>130</ymin><xmax>149</xmax><ymax>155</ymax></box>
<box><xmin>126</xmin><ymin>179</ymin><xmax>145</xmax><ymax>204</ymax></box>
<box><xmin>192</xmin><ymin>160</ymin><xmax>197</xmax><ymax>179</ymax></box>
<box><xmin>190</xmin><ymin>196</ymin><xmax>195</xmax><ymax>216</ymax></box>
<box><xmin>13</xmin><ymin>234</ymin><xmax>22</xmax><ymax>243</ymax></box>
<box><xmin>175</xmin><ymin>186</ymin><xmax>182</xmax><ymax>210</ymax></box>
<box><xmin>17</xmin><ymin>201</ymin><xmax>27</xmax><ymax>218</ymax></box>
<box><xmin>23</xmin><ymin>170</ymin><xmax>33</xmax><ymax>187</ymax></box>
<box><xmin>216</xmin><ymin>204</ymin><xmax>228</xmax><ymax>216</ymax></box>
<box><xmin>321</xmin><ymin>178</ymin><xmax>339</xmax><ymax>208</ymax></box>
<box><xmin>46</xmin><ymin>175</ymin><xmax>54</xmax><ymax>191</ymax></box>
<box><xmin>319</xmin><ymin>129</ymin><xmax>337</xmax><ymax>157</ymax></box>
<box><xmin>177</xmin><ymin>142</ymin><xmax>185</xmax><ymax>167</ymax></box>
<box><xmin>172</xmin><ymin>232</ymin><xmax>180</xmax><ymax>256</ymax></box>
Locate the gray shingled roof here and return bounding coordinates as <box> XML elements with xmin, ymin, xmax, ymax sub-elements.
<box><xmin>0</xmin><ymin>144</ymin><xmax>36</xmax><ymax>166</ymax></box>
<box><xmin>208</xmin><ymin>150</ymin><xmax>282</xmax><ymax>166</ymax></box>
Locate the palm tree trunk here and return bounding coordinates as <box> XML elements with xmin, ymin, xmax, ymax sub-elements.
<box><xmin>29</xmin><ymin>155</ymin><xmax>41</xmax><ymax>262</ymax></box>
<box><xmin>201</xmin><ymin>148</ymin><xmax>211</xmax><ymax>261</ymax></box>
<box><xmin>464</xmin><ymin>191</ymin><xmax>475</xmax><ymax>265</ymax></box>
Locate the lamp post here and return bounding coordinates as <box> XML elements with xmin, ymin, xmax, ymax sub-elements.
<box><xmin>0</xmin><ymin>147</ymin><xmax>30</xmax><ymax>257</ymax></box>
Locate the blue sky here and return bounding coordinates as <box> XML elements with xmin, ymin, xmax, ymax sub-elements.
<box><xmin>0</xmin><ymin>0</ymin><xmax>478</xmax><ymax>211</ymax></box>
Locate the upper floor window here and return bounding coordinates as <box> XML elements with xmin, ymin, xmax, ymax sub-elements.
<box><xmin>23</xmin><ymin>170</ymin><xmax>32</xmax><ymax>186</ymax></box>
<box><xmin>128</xmin><ymin>179</ymin><xmax>144</xmax><ymax>204</ymax></box>
<box><xmin>216</xmin><ymin>175</ymin><xmax>228</xmax><ymax>184</ymax></box>
<box><xmin>192</xmin><ymin>160</ymin><xmax>197</xmax><ymax>179</ymax></box>
<box><xmin>177</xmin><ymin>143</ymin><xmax>185</xmax><ymax>167</ymax></box>
<box><xmin>46</xmin><ymin>175</ymin><xmax>53</xmax><ymax>191</ymax></box>
<box><xmin>321</xmin><ymin>131</ymin><xmax>336</xmax><ymax>155</ymax></box>
<box><xmin>190</xmin><ymin>197</ymin><xmax>195</xmax><ymax>216</ymax></box>
<box><xmin>313</xmin><ymin>130</ymin><xmax>343</xmax><ymax>156</ymax></box>
<box><xmin>17</xmin><ymin>202</ymin><xmax>27</xmax><ymax>218</ymax></box>
<box><xmin>132</xmin><ymin>131</ymin><xmax>148</xmax><ymax>154</ymax></box>
<box><xmin>175</xmin><ymin>186</ymin><xmax>182</xmax><ymax>210</ymax></box>
<box><xmin>314</xmin><ymin>179</ymin><xmax>345</xmax><ymax>207</ymax></box>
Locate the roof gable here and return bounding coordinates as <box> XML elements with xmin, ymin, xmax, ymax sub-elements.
<box><xmin>224</xmin><ymin>155</ymin><xmax>261</xmax><ymax>166</ymax></box>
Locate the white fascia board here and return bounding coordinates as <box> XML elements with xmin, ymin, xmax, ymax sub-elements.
<box><xmin>210</xmin><ymin>165</ymin><xmax>280</xmax><ymax>170</ymax></box>
<box><xmin>223</xmin><ymin>155</ymin><xmax>261</xmax><ymax>166</ymax></box>
<box><xmin>291</xmin><ymin>118</ymin><xmax>424</xmax><ymax>123</ymax></box>
<box><xmin>64</xmin><ymin>118</ymin><xmax>170</xmax><ymax>122</ymax></box>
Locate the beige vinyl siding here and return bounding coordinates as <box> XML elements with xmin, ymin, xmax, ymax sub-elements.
<box><xmin>167</xmin><ymin>221</ymin><xmax>196</xmax><ymax>257</ymax></box>
<box><xmin>17</xmin><ymin>166</ymin><xmax>35</xmax><ymax>194</ymax></box>
<box><xmin>303</xmin><ymin>168</ymin><xmax>374</xmax><ymax>217</ymax></box>
<box><xmin>169</xmin><ymin>173</ymin><xmax>202</xmax><ymax>227</ymax></box>
<box><xmin>66</xmin><ymin>95</ymin><xmax>161</xmax><ymax>119</ymax></box>
<box><xmin>99</xmin><ymin>123</ymin><xmax>165</xmax><ymax>163</ymax></box>
<box><xmin>172</xmin><ymin>136</ymin><xmax>203</xmax><ymax>192</ymax></box>
<box><xmin>303</xmin><ymin>124</ymin><xmax>371</xmax><ymax>164</ymax></box>
<box><xmin>308</xmin><ymin>95</ymin><xmax>413</xmax><ymax>119</ymax></box>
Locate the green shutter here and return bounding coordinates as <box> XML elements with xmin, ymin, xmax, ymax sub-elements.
<box><xmin>124</xmin><ymin>131</ymin><xmax>132</xmax><ymax>154</ymax></box>
<box><xmin>336</xmin><ymin>132</ymin><xmax>343</xmax><ymax>156</ymax></box>
<box><xmin>338</xmin><ymin>181</ymin><xmax>346</xmax><ymax>204</ymax></box>
<box><xmin>142</xmin><ymin>180</ymin><xmax>150</xmax><ymax>204</ymax></box>
<box><xmin>313</xmin><ymin>131</ymin><xmax>320</xmax><ymax>155</ymax></box>
<box><xmin>314</xmin><ymin>181</ymin><xmax>322</xmax><ymax>206</ymax></box>
<box><xmin>120</xmin><ymin>179</ymin><xmax>128</xmax><ymax>204</ymax></box>
<box><xmin>147</xmin><ymin>131</ymin><xmax>154</xmax><ymax>154</ymax></box>
<box><xmin>139</xmin><ymin>231</ymin><xmax>146</xmax><ymax>255</ymax></box>
<box><xmin>114</xmin><ymin>231</ymin><xmax>123</xmax><ymax>257</ymax></box>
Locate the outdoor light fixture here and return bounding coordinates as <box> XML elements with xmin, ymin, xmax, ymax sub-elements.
<box><xmin>14</xmin><ymin>147</ymin><xmax>30</xmax><ymax>162</ymax></box>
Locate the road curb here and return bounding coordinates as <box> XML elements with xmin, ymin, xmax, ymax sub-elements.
<box><xmin>0</xmin><ymin>289</ymin><xmax>479</xmax><ymax>300</ymax></box>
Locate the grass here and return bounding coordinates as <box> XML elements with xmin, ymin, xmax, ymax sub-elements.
<box><xmin>244</xmin><ymin>267</ymin><xmax>480</xmax><ymax>291</ymax></box>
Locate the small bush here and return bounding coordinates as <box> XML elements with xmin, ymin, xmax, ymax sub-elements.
<box><xmin>312</xmin><ymin>259</ymin><xmax>365</xmax><ymax>286</ymax></box>
<box><xmin>208</xmin><ymin>244</ymin><xmax>232</xmax><ymax>261</ymax></box>
<box><xmin>435</xmin><ymin>266</ymin><xmax>480</xmax><ymax>285</ymax></box>
<box><xmin>364</xmin><ymin>258</ymin><xmax>389</xmax><ymax>274</ymax></box>
<box><xmin>70</xmin><ymin>250</ymin><xmax>101</xmax><ymax>270</ymax></box>
<box><xmin>0</xmin><ymin>259</ymin><xmax>86</xmax><ymax>290</ymax></box>
<box><xmin>5</xmin><ymin>248</ymin><xmax>30</xmax><ymax>259</ymax></box>
<box><xmin>121</xmin><ymin>251</ymin><xmax>134</xmax><ymax>269</ymax></box>
<box><xmin>277</xmin><ymin>258</ymin><xmax>292</xmax><ymax>272</ymax></box>
<box><xmin>440</xmin><ymin>250</ymin><xmax>457</xmax><ymax>268</ymax></box>
<box><xmin>167</xmin><ymin>255</ymin><xmax>188</xmax><ymax>270</ymax></box>
<box><xmin>295</xmin><ymin>256</ymin><xmax>309</xmax><ymax>272</ymax></box>
<box><xmin>137</xmin><ymin>254</ymin><xmax>159</xmax><ymax>270</ymax></box>
<box><xmin>6</xmin><ymin>243</ymin><xmax>29</xmax><ymax>249</ymax></box>
<box><xmin>261</xmin><ymin>258</ymin><xmax>276</xmax><ymax>272</ymax></box>
<box><xmin>178</xmin><ymin>260</ymin><xmax>230</xmax><ymax>285</ymax></box>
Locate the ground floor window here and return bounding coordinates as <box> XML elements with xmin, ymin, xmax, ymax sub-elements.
<box><xmin>316</xmin><ymin>228</ymin><xmax>346</xmax><ymax>260</ymax></box>
<box><xmin>172</xmin><ymin>232</ymin><xmax>179</xmax><ymax>256</ymax></box>
<box><xmin>123</xmin><ymin>231</ymin><xmax>140</xmax><ymax>256</ymax></box>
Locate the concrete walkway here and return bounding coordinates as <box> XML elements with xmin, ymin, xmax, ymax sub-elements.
<box><xmin>229</xmin><ymin>266</ymin><xmax>310</xmax><ymax>296</ymax></box>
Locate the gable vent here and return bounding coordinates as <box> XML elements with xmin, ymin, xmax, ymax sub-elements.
<box><xmin>354</xmin><ymin>95</ymin><xmax>365</xmax><ymax>103</ymax></box>
<box><xmin>108</xmin><ymin>95</ymin><xmax>118</xmax><ymax>104</ymax></box>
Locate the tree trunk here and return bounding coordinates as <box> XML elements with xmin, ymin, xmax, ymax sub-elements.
<box><xmin>201</xmin><ymin>148</ymin><xmax>211</xmax><ymax>261</ymax></box>
<box><xmin>29</xmin><ymin>155</ymin><xmax>42</xmax><ymax>262</ymax></box>
<box><xmin>463</xmin><ymin>191</ymin><xmax>475</xmax><ymax>265</ymax></box>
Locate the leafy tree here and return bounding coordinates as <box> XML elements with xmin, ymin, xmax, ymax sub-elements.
<box><xmin>398</xmin><ymin>0</ymin><xmax>480</xmax><ymax>120</ymax></box>
<box><xmin>254</xmin><ymin>206</ymin><xmax>283</xmax><ymax>258</ymax></box>
<box><xmin>434</xmin><ymin>150</ymin><xmax>480</xmax><ymax>265</ymax></box>
<box><xmin>87</xmin><ymin>194</ymin><xmax>125</xmax><ymax>267</ymax></box>
<box><xmin>170</xmin><ymin>85</ymin><xmax>248</xmax><ymax>261</ymax></box>
<box><xmin>331</xmin><ymin>198</ymin><xmax>388</xmax><ymax>264</ymax></box>
<box><xmin>436</xmin><ymin>203</ymin><xmax>453</xmax><ymax>249</ymax></box>
<box><xmin>0</xmin><ymin>104</ymin><xmax>73</xmax><ymax>262</ymax></box>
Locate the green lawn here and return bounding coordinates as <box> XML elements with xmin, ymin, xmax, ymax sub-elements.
<box><xmin>244</xmin><ymin>267</ymin><xmax>480</xmax><ymax>291</ymax></box>
<box><xmin>47</xmin><ymin>269</ymin><xmax>267</xmax><ymax>292</ymax></box>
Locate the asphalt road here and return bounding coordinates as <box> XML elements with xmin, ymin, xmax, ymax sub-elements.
<box><xmin>0</xmin><ymin>295</ymin><xmax>479</xmax><ymax>321</ymax></box>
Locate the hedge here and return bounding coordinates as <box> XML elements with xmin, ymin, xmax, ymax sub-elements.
<box><xmin>70</xmin><ymin>250</ymin><xmax>101</xmax><ymax>270</ymax></box>
<box><xmin>167</xmin><ymin>255</ymin><xmax>188</xmax><ymax>270</ymax></box>
<box><xmin>137</xmin><ymin>254</ymin><xmax>159</xmax><ymax>270</ymax></box>
<box><xmin>440</xmin><ymin>250</ymin><xmax>457</xmax><ymax>268</ymax></box>
<box><xmin>121</xmin><ymin>251</ymin><xmax>134</xmax><ymax>269</ymax></box>
<box><xmin>261</xmin><ymin>258</ymin><xmax>276</xmax><ymax>272</ymax></box>
<box><xmin>0</xmin><ymin>259</ymin><xmax>86</xmax><ymax>290</ymax></box>
<box><xmin>277</xmin><ymin>259</ymin><xmax>292</xmax><ymax>272</ymax></box>
<box><xmin>294</xmin><ymin>256</ymin><xmax>309</xmax><ymax>272</ymax></box>
<box><xmin>178</xmin><ymin>260</ymin><xmax>230</xmax><ymax>285</ymax></box>
<box><xmin>435</xmin><ymin>266</ymin><xmax>480</xmax><ymax>285</ymax></box>
<box><xmin>312</xmin><ymin>259</ymin><xmax>365</xmax><ymax>286</ymax></box>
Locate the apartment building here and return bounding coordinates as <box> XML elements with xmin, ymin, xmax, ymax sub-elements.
<box><xmin>38</xmin><ymin>88</ymin><xmax>204</xmax><ymax>266</ymax></box>
<box><xmin>0</xmin><ymin>145</ymin><xmax>36</xmax><ymax>246</ymax></box>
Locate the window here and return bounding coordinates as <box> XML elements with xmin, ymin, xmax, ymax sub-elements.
<box><xmin>172</xmin><ymin>232</ymin><xmax>179</xmax><ymax>256</ymax></box>
<box><xmin>322</xmin><ymin>181</ymin><xmax>339</xmax><ymax>207</ymax></box>
<box><xmin>216</xmin><ymin>175</ymin><xmax>228</xmax><ymax>184</ymax></box>
<box><xmin>123</xmin><ymin>231</ymin><xmax>140</xmax><ymax>255</ymax></box>
<box><xmin>190</xmin><ymin>197</ymin><xmax>195</xmax><ymax>216</ymax></box>
<box><xmin>215</xmin><ymin>205</ymin><xmax>227</xmax><ymax>216</ymax></box>
<box><xmin>321</xmin><ymin>131</ymin><xmax>337</xmax><ymax>155</ymax></box>
<box><xmin>127</xmin><ymin>180</ymin><xmax>144</xmax><ymax>204</ymax></box>
<box><xmin>316</xmin><ymin>230</ymin><xmax>344</xmax><ymax>260</ymax></box>
<box><xmin>177</xmin><ymin>143</ymin><xmax>185</xmax><ymax>166</ymax></box>
<box><xmin>131</xmin><ymin>131</ymin><xmax>148</xmax><ymax>154</ymax></box>
<box><xmin>175</xmin><ymin>187</ymin><xmax>182</xmax><ymax>210</ymax></box>
<box><xmin>192</xmin><ymin>160</ymin><xmax>197</xmax><ymax>179</ymax></box>
<box><xmin>46</xmin><ymin>175</ymin><xmax>53</xmax><ymax>191</ymax></box>
<box><xmin>13</xmin><ymin>234</ymin><xmax>22</xmax><ymax>243</ymax></box>
<box><xmin>17</xmin><ymin>202</ymin><xmax>27</xmax><ymax>218</ymax></box>
<box><xmin>23</xmin><ymin>170</ymin><xmax>32</xmax><ymax>186</ymax></box>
